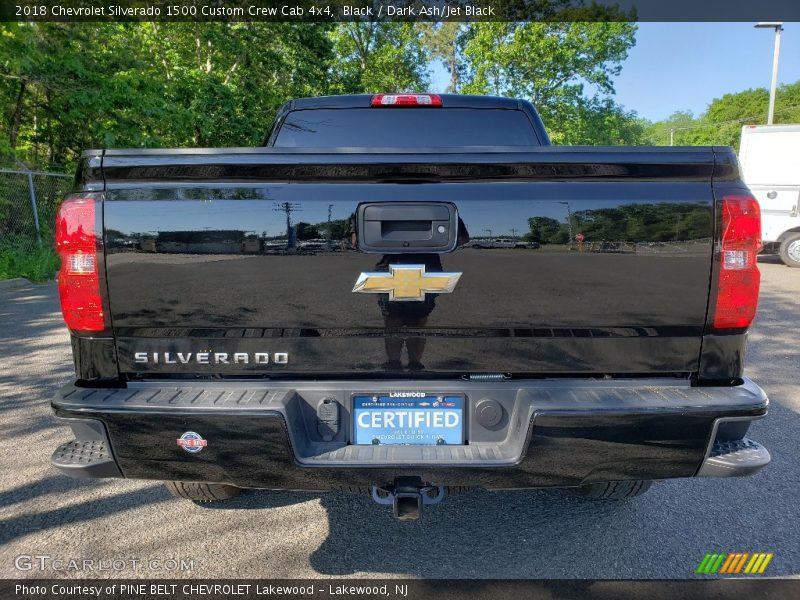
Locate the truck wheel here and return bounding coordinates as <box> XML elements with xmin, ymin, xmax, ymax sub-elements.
<box><xmin>571</xmin><ymin>480</ymin><xmax>652</xmax><ymax>500</ymax></box>
<box><xmin>164</xmin><ymin>481</ymin><xmax>241</xmax><ymax>502</ymax></box>
<box><xmin>779</xmin><ymin>233</ymin><xmax>800</xmax><ymax>267</ymax></box>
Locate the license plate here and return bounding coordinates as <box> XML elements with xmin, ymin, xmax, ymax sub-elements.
<box><xmin>352</xmin><ymin>394</ymin><xmax>464</xmax><ymax>445</ymax></box>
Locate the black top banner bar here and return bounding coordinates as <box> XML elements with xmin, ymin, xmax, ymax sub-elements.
<box><xmin>3</xmin><ymin>0</ymin><xmax>800</xmax><ymax>22</ymax></box>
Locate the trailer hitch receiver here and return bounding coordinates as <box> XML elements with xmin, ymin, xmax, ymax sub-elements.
<box><xmin>371</xmin><ymin>477</ymin><xmax>445</xmax><ymax>521</ymax></box>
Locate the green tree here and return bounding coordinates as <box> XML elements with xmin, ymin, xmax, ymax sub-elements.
<box><xmin>328</xmin><ymin>23</ymin><xmax>430</xmax><ymax>93</ymax></box>
<box><xmin>570</xmin><ymin>203</ymin><xmax>711</xmax><ymax>242</ymax></box>
<box><xmin>526</xmin><ymin>216</ymin><xmax>568</xmax><ymax>244</ymax></box>
<box><xmin>419</xmin><ymin>23</ymin><xmax>463</xmax><ymax>92</ymax></box>
<box><xmin>558</xmin><ymin>96</ymin><xmax>651</xmax><ymax>145</ymax></box>
<box><xmin>136</xmin><ymin>22</ymin><xmax>333</xmax><ymax>146</ymax></box>
<box><xmin>295</xmin><ymin>222</ymin><xmax>320</xmax><ymax>240</ymax></box>
<box><xmin>646</xmin><ymin>110</ymin><xmax>700</xmax><ymax>146</ymax></box>
<box><xmin>0</xmin><ymin>22</ymin><xmax>333</xmax><ymax>168</ymax></box>
<box><xmin>648</xmin><ymin>80</ymin><xmax>800</xmax><ymax>149</ymax></box>
<box><xmin>777</xmin><ymin>80</ymin><xmax>800</xmax><ymax>122</ymax></box>
<box><xmin>315</xmin><ymin>217</ymin><xmax>350</xmax><ymax>241</ymax></box>
<box><xmin>459</xmin><ymin>22</ymin><xmax>639</xmax><ymax>144</ymax></box>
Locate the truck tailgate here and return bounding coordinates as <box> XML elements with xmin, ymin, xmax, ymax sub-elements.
<box><xmin>98</xmin><ymin>148</ymin><xmax>718</xmax><ymax>377</ymax></box>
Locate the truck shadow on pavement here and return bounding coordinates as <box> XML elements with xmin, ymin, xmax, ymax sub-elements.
<box><xmin>0</xmin><ymin>475</ymin><xmax>112</xmax><ymax>511</ymax></box>
<box><xmin>0</xmin><ymin>484</ymin><xmax>172</xmax><ymax>547</ymax></box>
<box><xmin>199</xmin><ymin>485</ymin><xmax>650</xmax><ymax>577</ymax></box>
<box><xmin>310</xmin><ymin>488</ymin><xmax>634</xmax><ymax>577</ymax></box>
<box><xmin>189</xmin><ymin>396</ymin><xmax>797</xmax><ymax>578</ymax></box>
<box><xmin>0</xmin><ymin>282</ymin><xmax>73</xmax><ymax>440</ymax></box>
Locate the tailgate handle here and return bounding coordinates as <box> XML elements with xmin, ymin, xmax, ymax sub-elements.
<box><xmin>357</xmin><ymin>202</ymin><xmax>458</xmax><ymax>253</ymax></box>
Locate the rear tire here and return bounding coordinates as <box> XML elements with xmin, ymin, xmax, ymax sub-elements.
<box><xmin>779</xmin><ymin>233</ymin><xmax>800</xmax><ymax>267</ymax></box>
<box><xmin>164</xmin><ymin>481</ymin><xmax>241</xmax><ymax>502</ymax></box>
<box><xmin>571</xmin><ymin>480</ymin><xmax>652</xmax><ymax>500</ymax></box>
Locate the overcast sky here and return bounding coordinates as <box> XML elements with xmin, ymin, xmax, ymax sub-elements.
<box><xmin>430</xmin><ymin>22</ymin><xmax>800</xmax><ymax>122</ymax></box>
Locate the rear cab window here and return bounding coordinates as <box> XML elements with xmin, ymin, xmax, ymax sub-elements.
<box><xmin>272</xmin><ymin>108</ymin><xmax>541</xmax><ymax>147</ymax></box>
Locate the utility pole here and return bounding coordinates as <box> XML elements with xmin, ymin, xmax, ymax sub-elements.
<box><xmin>273</xmin><ymin>202</ymin><xmax>301</xmax><ymax>249</ymax></box>
<box><xmin>755</xmin><ymin>22</ymin><xmax>784</xmax><ymax>124</ymax></box>
<box><xmin>669</xmin><ymin>128</ymin><xmax>674</xmax><ymax>146</ymax></box>
<box><xmin>326</xmin><ymin>203</ymin><xmax>333</xmax><ymax>250</ymax></box>
<box><xmin>558</xmin><ymin>201</ymin><xmax>573</xmax><ymax>248</ymax></box>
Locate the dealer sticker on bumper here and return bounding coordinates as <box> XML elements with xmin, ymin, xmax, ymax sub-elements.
<box><xmin>353</xmin><ymin>394</ymin><xmax>464</xmax><ymax>445</ymax></box>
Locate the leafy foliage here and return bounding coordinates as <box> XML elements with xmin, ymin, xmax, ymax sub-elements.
<box><xmin>0</xmin><ymin>242</ymin><xmax>59</xmax><ymax>281</ymax></box>
<box><xmin>648</xmin><ymin>81</ymin><xmax>800</xmax><ymax>149</ymax></box>
<box><xmin>526</xmin><ymin>203</ymin><xmax>712</xmax><ymax>244</ymax></box>
<box><xmin>0</xmin><ymin>20</ymin><xmax>657</xmax><ymax>173</ymax></box>
<box><xmin>328</xmin><ymin>23</ymin><xmax>430</xmax><ymax>94</ymax></box>
<box><xmin>571</xmin><ymin>203</ymin><xmax>712</xmax><ymax>242</ymax></box>
<box><xmin>294</xmin><ymin>221</ymin><xmax>321</xmax><ymax>241</ymax></box>
<box><xmin>2</xmin><ymin>20</ymin><xmax>650</xmax><ymax>172</ymax></box>
<box><xmin>419</xmin><ymin>22</ymin><xmax>462</xmax><ymax>92</ymax></box>
<box><xmin>527</xmin><ymin>216</ymin><xmax>569</xmax><ymax>245</ymax></box>
<box><xmin>551</xmin><ymin>96</ymin><xmax>650</xmax><ymax>145</ymax></box>
<box><xmin>0</xmin><ymin>22</ymin><xmax>336</xmax><ymax>168</ymax></box>
<box><xmin>458</xmin><ymin>21</ymin><xmax>644</xmax><ymax>144</ymax></box>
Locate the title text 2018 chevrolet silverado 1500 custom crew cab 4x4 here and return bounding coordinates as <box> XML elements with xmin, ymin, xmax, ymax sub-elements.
<box><xmin>51</xmin><ymin>94</ymin><xmax>769</xmax><ymax>520</ymax></box>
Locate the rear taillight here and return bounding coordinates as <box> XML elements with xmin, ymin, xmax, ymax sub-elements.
<box><xmin>371</xmin><ymin>94</ymin><xmax>442</xmax><ymax>107</ymax></box>
<box><xmin>713</xmin><ymin>195</ymin><xmax>762</xmax><ymax>330</ymax></box>
<box><xmin>55</xmin><ymin>195</ymin><xmax>106</xmax><ymax>332</ymax></box>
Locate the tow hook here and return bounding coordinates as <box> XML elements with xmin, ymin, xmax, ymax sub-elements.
<box><xmin>371</xmin><ymin>477</ymin><xmax>445</xmax><ymax>521</ymax></box>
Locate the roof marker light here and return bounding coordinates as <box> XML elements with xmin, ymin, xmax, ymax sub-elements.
<box><xmin>371</xmin><ymin>94</ymin><xmax>443</xmax><ymax>107</ymax></box>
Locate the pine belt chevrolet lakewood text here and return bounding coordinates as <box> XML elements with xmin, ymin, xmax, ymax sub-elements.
<box><xmin>51</xmin><ymin>94</ymin><xmax>770</xmax><ymax>520</ymax></box>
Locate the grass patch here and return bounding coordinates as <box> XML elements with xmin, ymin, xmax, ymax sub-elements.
<box><xmin>0</xmin><ymin>243</ymin><xmax>60</xmax><ymax>282</ymax></box>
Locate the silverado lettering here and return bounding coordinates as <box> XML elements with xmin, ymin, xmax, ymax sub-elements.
<box><xmin>133</xmin><ymin>352</ymin><xmax>288</xmax><ymax>365</ymax></box>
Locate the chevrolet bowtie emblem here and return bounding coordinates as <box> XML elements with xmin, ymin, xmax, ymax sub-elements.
<box><xmin>352</xmin><ymin>264</ymin><xmax>462</xmax><ymax>302</ymax></box>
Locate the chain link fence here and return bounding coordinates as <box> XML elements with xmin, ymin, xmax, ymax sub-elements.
<box><xmin>0</xmin><ymin>168</ymin><xmax>72</xmax><ymax>251</ymax></box>
<box><xmin>0</xmin><ymin>168</ymin><xmax>73</xmax><ymax>280</ymax></box>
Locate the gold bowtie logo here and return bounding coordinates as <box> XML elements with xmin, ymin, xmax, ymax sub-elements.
<box><xmin>352</xmin><ymin>264</ymin><xmax>462</xmax><ymax>302</ymax></box>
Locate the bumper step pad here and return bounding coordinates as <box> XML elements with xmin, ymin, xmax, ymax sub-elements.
<box><xmin>698</xmin><ymin>438</ymin><xmax>770</xmax><ymax>477</ymax></box>
<box><xmin>51</xmin><ymin>439</ymin><xmax>122</xmax><ymax>479</ymax></box>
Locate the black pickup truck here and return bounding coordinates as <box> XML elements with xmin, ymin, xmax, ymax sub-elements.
<box><xmin>51</xmin><ymin>93</ymin><xmax>769</xmax><ymax>520</ymax></box>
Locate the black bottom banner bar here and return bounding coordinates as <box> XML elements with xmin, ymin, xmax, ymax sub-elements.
<box><xmin>3</xmin><ymin>579</ymin><xmax>799</xmax><ymax>600</ymax></box>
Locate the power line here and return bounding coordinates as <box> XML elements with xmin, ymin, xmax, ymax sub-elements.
<box><xmin>651</xmin><ymin>104</ymin><xmax>800</xmax><ymax>134</ymax></box>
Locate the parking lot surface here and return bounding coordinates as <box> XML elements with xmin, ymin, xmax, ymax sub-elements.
<box><xmin>0</xmin><ymin>258</ymin><xmax>798</xmax><ymax>579</ymax></box>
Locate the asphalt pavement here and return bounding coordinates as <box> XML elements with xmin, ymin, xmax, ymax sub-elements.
<box><xmin>0</xmin><ymin>258</ymin><xmax>798</xmax><ymax>579</ymax></box>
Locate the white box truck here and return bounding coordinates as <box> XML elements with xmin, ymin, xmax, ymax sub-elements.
<box><xmin>739</xmin><ymin>124</ymin><xmax>800</xmax><ymax>267</ymax></box>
